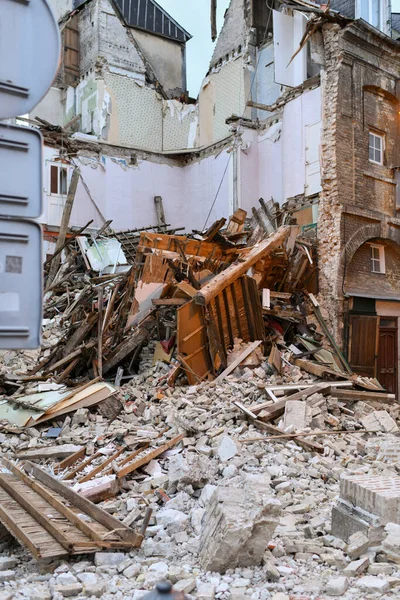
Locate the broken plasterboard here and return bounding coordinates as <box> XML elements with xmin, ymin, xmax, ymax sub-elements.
<box><xmin>77</xmin><ymin>236</ymin><xmax>130</xmax><ymax>274</ymax></box>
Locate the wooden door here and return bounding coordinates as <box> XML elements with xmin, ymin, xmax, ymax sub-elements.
<box><xmin>349</xmin><ymin>315</ymin><xmax>378</xmax><ymax>378</ymax></box>
<box><xmin>378</xmin><ymin>320</ymin><xmax>398</xmax><ymax>395</ymax></box>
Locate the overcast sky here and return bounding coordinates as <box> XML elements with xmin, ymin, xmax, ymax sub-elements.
<box><xmin>158</xmin><ymin>0</ymin><xmax>231</xmax><ymax>97</ymax></box>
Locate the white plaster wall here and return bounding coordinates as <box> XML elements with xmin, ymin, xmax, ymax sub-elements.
<box><xmin>30</xmin><ymin>88</ymin><xmax>64</xmax><ymax>126</ymax></box>
<box><xmin>281</xmin><ymin>86</ymin><xmax>322</xmax><ymax>201</ymax></box>
<box><xmin>39</xmin><ymin>87</ymin><xmax>322</xmax><ymax>232</ymax></box>
<box><xmin>239</xmin><ymin>86</ymin><xmax>322</xmax><ymax>210</ymax></box>
<box><xmin>41</xmin><ymin>147</ymin><xmax>232</xmax><ymax>232</ymax></box>
<box><xmin>183</xmin><ymin>150</ymin><xmax>231</xmax><ymax>229</ymax></box>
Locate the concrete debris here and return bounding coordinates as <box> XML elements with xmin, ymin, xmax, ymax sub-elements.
<box><xmin>361</xmin><ymin>410</ymin><xmax>399</xmax><ymax>433</ymax></box>
<box><xmin>199</xmin><ymin>486</ymin><xmax>281</xmax><ymax>573</ymax></box>
<box><xmin>0</xmin><ymin>224</ymin><xmax>399</xmax><ymax>597</ymax></box>
<box><xmin>283</xmin><ymin>400</ymin><xmax>311</xmax><ymax>432</ymax></box>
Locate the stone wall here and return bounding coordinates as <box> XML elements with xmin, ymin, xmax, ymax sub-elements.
<box><xmin>316</xmin><ymin>23</ymin><xmax>343</xmax><ymax>340</ymax></box>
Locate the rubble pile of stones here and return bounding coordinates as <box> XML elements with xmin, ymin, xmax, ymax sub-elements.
<box><xmin>1</xmin><ymin>357</ymin><xmax>400</xmax><ymax>600</ymax></box>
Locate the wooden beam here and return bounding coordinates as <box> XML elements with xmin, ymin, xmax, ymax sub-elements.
<box><xmin>253</xmin><ymin>420</ymin><xmax>324</xmax><ymax>453</ymax></box>
<box><xmin>291</xmin><ymin>358</ymin><xmax>347</xmax><ymax>379</ymax></box>
<box><xmin>0</xmin><ymin>474</ymin><xmax>75</xmax><ymax>552</ymax></box>
<box><xmin>329</xmin><ymin>389</ymin><xmax>396</xmax><ymax>404</ymax></box>
<box><xmin>102</xmin><ymin>316</ymin><xmax>157</xmax><ymax>375</ymax></box>
<box><xmin>247</xmin><ymin>100</ymin><xmax>274</xmax><ymax>112</ymax></box>
<box><xmin>211</xmin><ymin>0</ymin><xmax>217</xmax><ymax>40</ymax></box>
<box><xmin>63</xmin><ymin>451</ymin><xmax>103</xmax><ymax>480</ymax></box>
<box><xmin>152</xmin><ymin>298</ymin><xmax>187</xmax><ymax>306</ymax></box>
<box><xmin>195</xmin><ymin>227</ymin><xmax>291</xmax><ymax>306</ymax></box>
<box><xmin>117</xmin><ymin>434</ymin><xmax>184</xmax><ymax>479</ymax></box>
<box><xmin>138</xmin><ymin>232</ymin><xmax>238</xmax><ymax>258</ymax></box>
<box><xmin>77</xmin><ymin>448</ymin><xmax>124</xmax><ymax>483</ymax></box>
<box><xmin>215</xmin><ymin>341</ymin><xmax>262</xmax><ymax>383</ymax></box>
<box><xmin>1</xmin><ymin>458</ymin><xmax>105</xmax><ymax>545</ymax></box>
<box><xmin>24</xmin><ymin>462</ymin><xmax>142</xmax><ymax>546</ymax></box>
<box><xmin>46</xmin><ymin>167</ymin><xmax>80</xmax><ymax>289</ymax></box>
<box><xmin>55</xmin><ymin>447</ymin><xmax>86</xmax><ymax>473</ymax></box>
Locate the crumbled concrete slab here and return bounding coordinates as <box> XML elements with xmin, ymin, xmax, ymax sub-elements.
<box><xmin>342</xmin><ymin>557</ymin><xmax>369</xmax><ymax>576</ymax></box>
<box><xmin>199</xmin><ymin>486</ymin><xmax>281</xmax><ymax>573</ymax></box>
<box><xmin>217</xmin><ymin>435</ymin><xmax>238</xmax><ymax>461</ymax></box>
<box><xmin>355</xmin><ymin>575</ymin><xmax>390</xmax><ymax>593</ymax></box>
<box><xmin>283</xmin><ymin>400</ymin><xmax>310</xmax><ymax>432</ymax></box>
<box><xmin>361</xmin><ymin>410</ymin><xmax>399</xmax><ymax>433</ymax></box>
<box><xmin>325</xmin><ymin>576</ymin><xmax>348</xmax><ymax>596</ymax></box>
<box><xmin>347</xmin><ymin>531</ymin><xmax>370</xmax><ymax>559</ymax></box>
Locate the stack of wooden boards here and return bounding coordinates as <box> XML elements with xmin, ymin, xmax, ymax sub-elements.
<box><xmin>0</xmin><ymin>458</ymin><xmax>144</xmax><ymax>560</ymax></box>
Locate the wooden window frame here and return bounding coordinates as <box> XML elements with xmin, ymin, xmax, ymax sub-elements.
<box><xmin>370</xmin><ymin>243</ymin><xmax>385</xmax><ymax>274</ymax></box>
<box><xmin>49</xmin><ymin>164</ymin><xmax>69</xmax><ymax>196</ymax></box>
<box><xmin>369</xmin><ymin>131</ymin><xmax>384</xmax><ymax>165</ymax></box>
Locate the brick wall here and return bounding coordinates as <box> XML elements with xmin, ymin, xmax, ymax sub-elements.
<box><xmin>345</xmin><ymin>240</ymin><xmax>400</xmax><ymax>298</ymax></box>
<box><xmin>317</xmin><ymin>21</ymin><xmax>400</xmax><ymax>343</ymax></box>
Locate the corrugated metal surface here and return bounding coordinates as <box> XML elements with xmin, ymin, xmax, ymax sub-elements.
<box><xmin>113</xmin><ymin>0</ymin><xmax>191</xmax><ymax>43</ymax></box>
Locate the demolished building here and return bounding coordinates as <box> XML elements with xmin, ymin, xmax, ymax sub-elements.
<box><xmin>11</xmin><ymin>0</ymin><xmax>400</xmax><ymax>392</ymax></box>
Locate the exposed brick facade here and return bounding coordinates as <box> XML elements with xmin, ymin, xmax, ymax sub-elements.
<box><xmin>318</xmin><ymin>21</ymin><xmax>400</xmax><ymax>344</ymax></box>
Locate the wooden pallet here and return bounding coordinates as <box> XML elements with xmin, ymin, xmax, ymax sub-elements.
<box><xmin>0</xmin><ymin>459</ymin><xmax>143</xmax><ymax>560</ymax></box>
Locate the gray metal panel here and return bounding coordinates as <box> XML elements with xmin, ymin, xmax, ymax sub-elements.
<box><xmin>0</xmin><ymin>219</ymin><xmax>42</xmax><ymax>349</ymax></box>
<box><xmin>0</xmin><ymin>124</ymin><xmax>42</xmax><ymax>219</ymax></box>
<box><xmin>112</xmin><ymin>0</ymin><xmax>191</xmax><ymax>43</ymax></box>
<box><xmin>0</xmin><ymin>0</ymin><xmax>60</xmax><ymax>119</ymax></box>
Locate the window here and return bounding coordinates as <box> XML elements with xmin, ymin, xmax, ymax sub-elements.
<box><xmin>370</xmin><ymin>244</ymin><xmax>385</xmax><ymax>274</ymax></box>
<box><xmin>359</xmin><ymin>0</ymin><xmax>382</xmax><ymax>29</ymax></box>
<box><xmin>50</xmin><ymin>165</ymin><xmax>68</xmax><ymax>195</ymax></box>
<box><xmin>369</xmin><ymin>132</ymin><xmax>384</xmax><ymax>165</ymax></box>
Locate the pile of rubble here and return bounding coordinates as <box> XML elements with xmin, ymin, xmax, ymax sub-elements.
<box><xmin>0</xmin><ymin>211</ymin><xmax>399</xmax><ymax>599</ymax></box>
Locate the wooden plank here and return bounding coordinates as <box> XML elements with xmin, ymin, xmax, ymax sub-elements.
<box><xmin>195</xmin><ymin>227</ymin><xmax>290</xmax><ymax>306</ymax></box>
<box><xmin>253</xmin><ymin>420</ymin><xmax>324</xmax><ymax>453</ymax></box>
<box><xmin>55</xmin><ymin>447</ymin><xmax>86</xmax><ymax>473</ymax></box>
<box><xmin>24</xmin><ymin>462</ymin><xmax>142</xmax><ymax>546</ymax></box>
<box><xmin>43</xmin><ymin>340</ymin><xmax>96</xmax><ymax>374</ymax></box>
<box><xmin>215</xmin><ymin>341</ymin><xmax>262</xmax><ymax>383</ymax></box>
<box><xmin>0</xmin><ymin>474</ymin><xmax>76</xmax><ymax>552</ymax></box>
<box><xmin>138</xmin><ymin>232</ymin><xmax>239</xmax><ymax>259</ymax></box>
<box><xmin>152</xmin><ymin>298</ymin><xmax>187</xmax><ymax>306</ymax></box>
<box><xmin>233</xmin><ymin>401</ymin><xmax>258</xmax><ymax>419</ymax></box>
<box><xmin>291</xmin><ymin>358</ymin><xmax>348</xmax><ymax>379</ymax></box>
<box><xmin>97</xmin><ymin>287</ymin><xmax>104</xmax><ymax>378</ymax></box>
<box><xmin>78</xmin><ymin>448</ymin><xmax>124</xmax><ymax>483</ymax></box>
<box><xmin>1</xmin><ymin>458</ymin><xmax>105</xmax><ymax>545</ymax></box>
<box><xmin>329</xmin><ymin>389</ymin><xmax>396</xmax><ymax>404</ymax></box>
<box><xmin>63</xmin><ymin>451</ymin><xmax>103</xmax><ymax>480</ymax></box>
<box><xmin>17</xmin><ymin>445</ymin><xmax>84</xmax><ymax>461</ymax></box>
<box><xmin>117</xmin><ymin>434</ymin><xmax>184</xmax><ymax>479</ymax></box>
<box><xmin>102</xmin><ymin>316</ymin><xmax>157</xmax><ymax>375</ymax></box>
<box><xmin>309</xmin><ymin>295</ymin><xmax>352</xmax><ymax>375</ymax></box>
<box><xmin>177</xmin><ymin>300</ymin><xmax>210</xmax><ymax>385</ymax></box>
<box><xmin>0</xmin><ymin>487</ymin><xmax>67</xmax><ymax>560</ymax></box>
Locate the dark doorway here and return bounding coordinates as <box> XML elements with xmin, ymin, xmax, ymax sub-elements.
<box><xmin>349</xmin><ymin>314</ymin><xmax>398</xmax><ymax>396</ymax></box>
<box><xmin>378</xmin><ymin>319</ymin><xmax>398</xmax><ymax>395</ymax></box>
<box><xmin>349</xmin><ymin>315</ymin><xmax>378</xmax><ymax>378</ymax></box>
